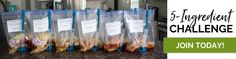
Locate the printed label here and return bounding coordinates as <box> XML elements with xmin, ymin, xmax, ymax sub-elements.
<box><xmin>57</xmin><ymin>18</ymin><xmax>72</xmax><ymax>32</ymax></box>
<box><xmin>81</xmin><ymin>20</ymin><xmax>97</xmax><ymax>34</ymax></box>
<box><xmin>7</xmin><ymin>20</ymin><xmax>22</xmax><ymax>33</ymax></box>
<box><xmin>33</xmin><ymin>18</ymin><xmax>49</xmax><ymax>32</ymax></box>
<box><xmin>106</xmin><ymin>22</ymin><xmax>121</xmax><ymax>36</ymax></box>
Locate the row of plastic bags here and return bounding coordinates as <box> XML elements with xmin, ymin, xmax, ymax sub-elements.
<box><xmin>2</xmin><ymin>8</ymin><xmax>155</xmax><ymax>54</ymax></box>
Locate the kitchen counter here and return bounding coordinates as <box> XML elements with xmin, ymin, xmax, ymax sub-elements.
<box><xmin>0</xmin><ymin>39</ymin><xmax>166</xmax><ymax>59</ymax></box>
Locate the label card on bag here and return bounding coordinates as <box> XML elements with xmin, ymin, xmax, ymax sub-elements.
<box><xmin>106</xmin><ymin>22</ymin><xmax>121</xmax><ymax>36</ymax></box>
<box><xmin>81</xmin><ymin>20</ymin><xmax>97</xmax><ymax>34</ymax></box>
<box><xmin>57</xmin><ymin>18</ymin><xmax>72</xmax><ymax>32</ymax></box>
<box><xmin>33</xmin><ymin>18</ymin><xmax>49</xmax><ymax>32</ymax></box>
<box><xmin>7</xmin><ymin>19</ymin><xmax>22</xmax><ymax>33</ymax></box>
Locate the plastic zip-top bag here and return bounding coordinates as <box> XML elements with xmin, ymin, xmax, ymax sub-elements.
<box><xmin>2</xmin><ymin>11</ymin><xmax>25</xmax><ymax>54</ymax></box>
<box><xmin>76</xmin><ymin>9</ymin><xmax>99</xmax><ymax>52</ymax></box>
<box><xmin>124</xmin><ymin>8</ymin><xmax>146</xmax><ymax>52</ymax></box>
<box><xmin>145</xmin><ymin>9</ymin><xmax>155</xmax><ymax>50</ymax></box>
<box><xmin>101</xmin><ymin>11</ymin><xmax>124</xmax><ymax>52</ymax></box>
<box><xmin>51</xmin><ymin>10</ymin><xmax>74</xmax><ymax>52</ymax></box>
<box><xmin>25</xmin><ymin>10</ymin><xmax>52</xmax><ymax>53</ymax></box>
<box><xmin>124</xmin><ymin>8</ymin><xmax>155</xmax><ymax>52</ymax></box>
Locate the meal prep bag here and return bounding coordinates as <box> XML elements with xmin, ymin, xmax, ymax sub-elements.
<box><xmin>2</xmin><ymin>11</ymin><xmax>25</xmax><ymax>54</ymax></box>
<box><xmin>100</xmin><ymin>11</ymin><xmax>124</xmax><ymax>52</ymax></box>
<box><xmin>76</xmin><ymin>9</ymin><xmax>99</xmax><ymax>52</ymax></box>
<box><xmin>25</xmin><ymin>10</ymin><xmax>52</xmax><ymax>53</ymax></box>
<box><xmin>51</xmin><ymin>10</ymin><xmax>74</xmax><ymax>52</ymax></box>
<box><xmin>124</xmin><ymin>8</ymin><xmax>146</xmax><ymax>52</ymax></box>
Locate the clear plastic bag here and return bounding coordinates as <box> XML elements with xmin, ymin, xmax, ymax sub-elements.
<box><xmin>101</xmin><ymin>11</ymin><xmax>124</xmax><ymax>52</ymax></box>
<box><xmin>124</xmin><ymin>8</ymin><xmax>155</xmax><ymax>52</ymax></box>
<box><xmin>145</xmin><ymin>9</ymin><xmax>155</xmax><ymax>49</ymax></box>
<box><xmin>76</xmin><ymin>9</ymin><xmax>99</xmax><ymax>52</ymax></box>
<box><xmin>51</xmin><ymin>10</ymin><xmax>73</xmax><ymax>52</ymax></box>
<box><xmin>25</xmin><ymin>10</ymin><xmax>52</xmax><ymax>53</ymax></box>
<box><xmin>2</xmin><ymin>11</ymin><xmax>24</xmax><ymax>54</ymax></box>
<box><xmin>124</xmin><ymin>9</ymin><xmax>146</xmax><ymax>52</ymax></box>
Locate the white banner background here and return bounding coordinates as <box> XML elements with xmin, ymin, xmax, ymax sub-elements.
<box><xmin>168</xmin><ymin>0</ymin><xmax>236</xmax><ymax>59</ymax></box>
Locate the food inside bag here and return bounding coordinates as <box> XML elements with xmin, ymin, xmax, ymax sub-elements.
<box><xmin>2</xmin><ymin>11</ymin><xmax>23</xmax><ymax>54</ymax></box>
<box><xmin>8</xmin><ymin>33</ymin><xmax>22</xmax><ymax>53</ymax></box>
<box><xmin>55</xmin><ymin>32</ymin><xmax>70</xmax><ymax>52</ymax></box>
<box><xmin>101</xmin><ymin>11</ymin><xmax>124</xmax><ymax>52</ymax></box>
<box><xmin>31</xmin><ymin>32</ymin><xmax>51</xmax><ymax>53</ymax></box>
<box><xmin>52</xmin><ymin>10</ymin><xmax>73</xmax><ymax>52</ymax></box>
<box><xmin>124</xmin><ymin>9</ymin><xmax>146</xmax><ymax>52</ymax></box>
<box><xmin>25</xmin><ymin>10</ymin><xmax>51</xmax><ymax>53</ymax></box>
<box><xmin>76</xmin><ymin>9</ymin><xmax>99</xmax><ymax>52</ymax></box>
